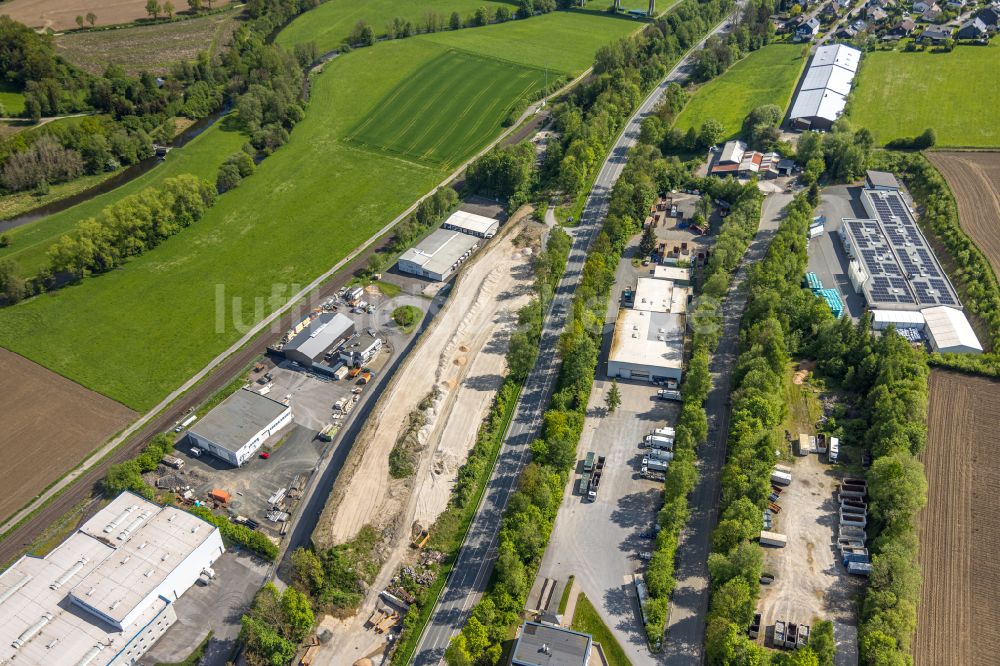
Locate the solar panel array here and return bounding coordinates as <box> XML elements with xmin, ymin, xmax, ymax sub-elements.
<box><xmin>843</xmin><ymin>189</ymin><xmax>960</xmax><ymax>309</ymax></box>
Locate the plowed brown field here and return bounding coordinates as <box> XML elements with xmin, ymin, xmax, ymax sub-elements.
<box><xmin>0</xmin><ymin>349</ymin><xmax>135</xmax><ymax>524</ymax></box>
<box><xmin>927</xmin><ymin>152</ymin><xmax>1000</xmax><ymax>277</ymax></box>
<box><xmin>916</xmin><ymin>370</ymin><xmax>1000</xmax><ymax>666</ymax></box>
<box><xmin>0</xmin><ymin>0</ymin><xmax>232</xmax><ymax>31</ymax></box>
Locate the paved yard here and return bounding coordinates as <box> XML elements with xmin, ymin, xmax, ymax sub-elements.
<box><xmin>141</xmin><ymin>550</ymin><xmax>269</xmax><ymax>666</ymax></box>
<box><xmin>807</xmin><ymin>186</ymin><xmax>869</xmax><ymax>320</ymax></box>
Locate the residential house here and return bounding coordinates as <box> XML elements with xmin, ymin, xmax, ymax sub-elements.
<box><xmin>709</xmin><ymin>140</ymin><xmax>781</xmax><ymax>179</ymax></box>
<box><xmin>837</xmin><ymin>25</ymin><xmax>859</xmax><ymax>37</ymax></box>
<box><xmin>912</xmin><ymin>0</ymin><xmax>934</xmax><ymax>12</ymax></box>
<box><xmin>867</xmin><ymin>6</ymin><xmax>889</xmax><ymax>20</ymax></box>
<box><xmin>887</xmin><ymin>17</ymin><xmax>917</xmax><ymax>36</ymax></box>
<box><xmin>920</xmin><ymin>24</ymin><xmax>953</xmax><ymax>41</ymax></box>
<box><xmin>852</xmin><ymin>18</ymin><xmax>868</xmax><ymax>30</ymax></box>
<box><xmin>957</xmin><ymin>16</ymin><xmax>989</xmax><ymax>38</ymax></box>
<box><xmin>922</xmin><ymin>4</ymin><xmax>943</xmax><ymax>21</ymax></box>
<box><xmin>837</xmin><ymin>0</ymin><xmax>852</xmax><ymax>9</ymax></box>
<box><xmin>976</xmin><ymin>6</ymin><xmax>1000</xmax><ymax>28</ymax></box>
<box><xmin>945</xmin><ymin>0</ymin><xmax>965</xmax><ymax>9</ymax></box>
<box><xmin>822</xmin><ymin>3</ymin><xmax>840</xmax><ymax>18</ymax></box>
<box><xmin>797</xmin><ymin>17</ymin><xmax>822</xmax><ymax>39</ymax></box>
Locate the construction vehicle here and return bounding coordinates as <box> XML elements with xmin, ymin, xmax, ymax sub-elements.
<box><xmin>583</xmin><ymin>451</ymin><xmax>596</xmax><ymax>473</ymax></box>
<box><xmin>579</xmin><ymin>472</ymin><xmax>592</xmax><ymax>495</ymax></box>
<box><xmin>641</xmin><ymin>467</ymin><xmax>666</xmax><ymax>481</ymax></box>
<box><xmin>348</xmin><ymin>366</ymin><xmax>362</xmax><ymax>378</ymax></box>
<box><xmin>587</xmin><ymin>456</ymin><xmax>606</xmax><ymax>501</ymax></box>
<box><xmin>374</xmin><ymin>611</ymin><xmax>400</xmax><ymax>633</ymax></box>
<box><xmin>358</xmin><ymin>371</ymin><xmax>373</xmax><ymax>385</ymax></box>
<box><xmin>411</xmin><ymin>529</ymin><xmax>430</xmax><ymax>549</ymax></box>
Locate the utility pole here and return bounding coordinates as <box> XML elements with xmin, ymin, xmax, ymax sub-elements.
<box><xmin>648</xmin><ymin>0</ymin><xmax>655</xmax><ymax>16</ymax></box>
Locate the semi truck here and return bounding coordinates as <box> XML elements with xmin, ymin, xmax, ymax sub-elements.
<box><xmin>174</xmin><ymin>414</ymin><xmax>197</xmax><ymax>433</ymax></box>
<box><xmin>645</xmin><ymin>448</ymin><xmax>674</xmax><ymax>463</ymax></box>
<box><xmin>587</xmin><ymin>456</ymin><xmax>606</xmax><ymax>501</ymax></box>
<box><xmin>657</xmin><ymin>389</ymin><xmax>682</xmax><ymax>401</ymax></box>
<box><xmin>583</xmin><ymin>451</ymin><xmax>596</xmax><ymax>473</ymax></box>
<box><xmin>652</xmin><ymin>426</ymin><xmax>675</xmax><ymax>438</ymax></box>
<box><xmin>642</xmin><ymin>457</ymin><xmax>669</xmax><ymax>473</ymax></box>
<box><xmin>644</xmin><ymin>435</ymin><xmax>674</xmax><ymax>450</ymax></box>
<box><xmin>641</xmin><ymin>467</ymin><xmax>666</xmax><ymax>481</ymax></box>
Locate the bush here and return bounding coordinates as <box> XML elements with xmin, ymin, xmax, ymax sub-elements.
<box><xmin>392</xmin><ymin>305</ymin><xmax>422</xmax><ymax>331</ymax></box>
<box><xmin>189</xmin><ymin>506</ymin><xmax>279</xmax><ymax>561</ymax></box>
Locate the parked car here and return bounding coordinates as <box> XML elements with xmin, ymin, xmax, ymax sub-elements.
<box><xmin>259</xmin><ymin>452</ymin><xmax>270</xmax><ymax>459</ymax></box>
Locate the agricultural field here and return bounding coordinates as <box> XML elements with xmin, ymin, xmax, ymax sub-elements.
<box><xmin>276</xmin><ymin>0</ymin><xmax>515</xmax><ymax>54</ymax></box>
<box><xmin>55</xmin><ymin>7</ymin><xmax>242</xmax><ymax>76</ymax></box>
<box><xmin>0</xmin><ymin>0</ymin><xmax>233</xmax><ymax>31</ymax></box>
<box><xmin>0</xmin><ymin>11</ymin><xmax>631</xmax><ymax>411</ymax></box>
<box><xmin>346</xmin><ymin>49</ymin><xmax>546</xmax><ymax>167</ymax></box>
<box><xmin>916</xmin><ymin>370</ymin><xmax>1000</xmax><ymax>666</ymax></box>
<box><xmin>0</xmin><ymin>81</ymin><xmax>25</xmax><ymax>116</ymax></box>
<box><xmin>0</xmin><ymin>348</ymin><xmax>135</xmax><ymax>525</ymax></box>
<box><xmin>849</xmin><ymin>48</ymin><xmax>1000</xmax><ymax>147</ymax></box>
<box><xmin>421</xmin><ymin>9</ymin><xmax>642</xmax><ymax>74</ymax></box>
<box><xmin>0</xmin><ymin>119</ymin><xmax>246</xmax><ymax>275</ymax></box>
<box><xmin>673</xmin><ymin>44</ymin><xmax>805</xmax><ymax>138</ymax></box>
<box><xmin>926</xmin><ymin>151</ymin><xmax>1000</xmax><ymax>277</ymax></box>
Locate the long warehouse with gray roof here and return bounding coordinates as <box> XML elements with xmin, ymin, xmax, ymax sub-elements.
<box><xmin>397</xmin><ymin>228</ymin><xmax>481</xmax><ymax>282</ymax></box>
<box><xmin>789</xmin><ymin>44</ymin><xmax>861</xmax><ymax>130</ymax></box>
<box><xmin>187</xmin><ymin>388</ymin><xmax>292</xmax><ymax>466</ymax></box>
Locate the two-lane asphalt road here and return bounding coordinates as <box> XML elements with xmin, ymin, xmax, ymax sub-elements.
<box><xmin>411</xmin><ymin>9</ymin><xmax>743</xmax><ymax>663</ymax></box>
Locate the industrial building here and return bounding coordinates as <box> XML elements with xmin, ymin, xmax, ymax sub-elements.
<box><xmin>187</xmin><ymin>389</ymin><xmax>292</xmax><ymax>466</ymax></box>
<box><xmin>397</xmin><ymin>229</ymin><xmax>480</xmax><ymax>281</ymax></box>
<box><xmin>608</xmin><ymin>278</ymin><xmax>689</xmax><ymax>383</ymax></box>
<box><xmin>835</xmin><ymin>177</ymin><xmax>982</xmax><ymax>353</ymax></box>
<box><xmin>441</xmin><ymin>210</ymin><xmax>499</xmax><ymax>238</ymax></box>
<box><xmin>282</xmin><ymin>312</ymin><xmax>355</xmax><ymax>367</ymax></box>
<box><xmin>652</xmin><ymin>265</ymin><xmax>691</xmax><ymax>286</ymax></box>
<box><xmin>0</xmin><ymin>492</ymin><xmax>223</xmax><ymax>666</ymax></box>
<box><xmin>511</xmin><ymin>621</ymin><xmax>592</xmax><ymax>666</ymax></box>
<box><xmin>789</xmin><ymin>44</ymin><xmax>862</xmax><ymax>130</ymax></box>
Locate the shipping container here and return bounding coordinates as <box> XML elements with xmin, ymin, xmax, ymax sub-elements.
<box><xmin>771</xmin><ymin>470</ymin><xmax>792</xmax><ymax>486</ymax></box>
<box><xmin>759</xmin><ymin>530</ymin><xmax>788</xmax><ymax>547</ymax></box>
<box><xmin>847</xmin><ymin>561</ymin><xmax>872</xmax><ymax>576</ymax></box>
<box><xmin>209</xmin><ymin>489</ymin><xmax>231</xmax><ymax>504</ymax></box>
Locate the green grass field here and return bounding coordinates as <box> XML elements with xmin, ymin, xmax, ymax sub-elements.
<box><xmin>673</xmin><ymin>44</ymin><xmax>806</xmax><ymax>138</ymax></box>
<box><xmin>572</xmin><ymin>593</ymin><xmax>632</xmax><ymax>666</ymax></box>
<box><xmin>276</xmin><ymin>0</ymin><xmax>515</xmax><ymax>53</ymax></box>
<box><xmin>346</xmin><ymin>49</ymin><xmax>545</xmax><ymax>167</ymax></box>
<box><xmin>848</xmin><ymin>47</ymin><xmax>1000</xmax><ymax>147</ymax></box>
<box><xmin>0</xmin><ymin>81</ymin><xmax>26</xmax><ymax>116</ymax></box>
<box><xmin>0</xmin><ymin>12</ymin><xmax>634</xmax><ymax>410</ymax></box>
<box><xmin>0</xmin><ymin>120</ymin><xmax>246</xmax><ymax>274</ymax></box>
<box><xmin>421</xmin><ymin>9</ymin><xmax>641</xmax><ymax>74</ymax></box>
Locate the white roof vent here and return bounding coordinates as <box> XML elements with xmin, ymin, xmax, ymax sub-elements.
<box><xmin>74</xmin><ymin>645</ymin><xmax>105</xmax><ymax>666</ymax></box>
<box><xmin>103</xmin><ymin>505</ymin><xmax>139</xmax><ymax>534</ymax></box>
<box><xmin>118</xmin><ymin>511</ymin><xmax>151</xmax><ymax>541</ymax></box>
<box><xmin>50</xmin><ymin>557</ymin><xmax>88</xmax><ymax>590</ymax></box>
<box><xmin>110</xmin><ymin>600</ymin><xmax>121</xmax><ymax>610</ymax></box>
<box><xmin>12</xmin><ymin>612</ymin><xmax>53</xmax><ymax>649</ymax></box>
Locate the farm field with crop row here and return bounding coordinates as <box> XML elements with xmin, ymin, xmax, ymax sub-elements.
<box><xmin>926</xmin><ymin>151</ymin><xmax>1000</xmax><ymax>278</ymax></box>
<box><xmin>346</xmin><ymin>49</ymin><xmax>546</xmax><ymax>167</ymax></box>
<box><xmin>0</xmin><ymin>10</ymin><xmax>634</xmax><ymax>410</ymax></box>
<box><xmin>55</xmin><ymin>7</ymin><xmax>242</xmax><ymax>76</ymax></box>
<box><xmin>0</xmin><ymin>0</ymin><xmax>235</xmax><ymax>31</ymax></box>
<box><xmin>916</xmin><ymin>370</ymin><xmax>1000</xmax><ymax>666</ymax></box>
<box><xmin>849</xmin><ymin>47</ymin><xmax>1000</xmax><ymax>147</ymax></box>
<box><xmin>275</xmin><ymin>0</ymin><xmax>514</xmax><ymax>54</ymax></box>
<box><xmin>0</xmin><ymin>348</ymin><xmax>136</xmax><ymax>524</ymax></box>
<box><xmin>673</xmin><ymin>43</ymin><xmax>805</xmax><ymax>138</ymax></box>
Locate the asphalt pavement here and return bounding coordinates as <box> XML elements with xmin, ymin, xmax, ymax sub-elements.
<box><xmin>410</xmin><ymin>9</ymin><xmax>744</xmax><ymax>664</ymax></box>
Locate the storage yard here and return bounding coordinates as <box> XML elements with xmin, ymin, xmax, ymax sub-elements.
<box><xmin>309</xmin><ymin>212</ymin><xmax>539</xmax><ymax>661</ymax></box>
<box><xmin>0</xmin><ymin>349</ymin><xmax>136</xmax><ymax>524</ymax></box>
<box><xmin>916</xmin><ymin>370</ymin><xmax>1000</xmax><ymax>666</ymax></box>
<box><xmin>926</xmin><ymin>152</ymin><xmax>1000</xmax><ymax>277</ymax></box>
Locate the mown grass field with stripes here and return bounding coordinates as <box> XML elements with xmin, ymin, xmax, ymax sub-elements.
<box><xmin>346</xmin><ymin>49</ymin><xmax>546</xmax><ymax>167</ymax></box>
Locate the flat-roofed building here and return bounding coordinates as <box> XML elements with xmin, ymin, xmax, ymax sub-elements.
<box><xmin>789</xmin><ymin>44</ymin><xmax>862</xmax><ymax>129</ymax></box>
<box><xmin>607</xmin><ymin>309</ymin><xmax>685</xmax><ymax>383</ymax></box>
<box><xmin>283</xmin><ymin>312</ymin><xmax>355</xmax><ymax>366</ymax></box>
<box><xmin>652</xmin><ymin>265</ymin><xmax>691</xmax><ymax>286</ymax></box>
<box><xmin>866</xmin><ymin>170</ymin><xmax>901</xmax><ymax>191</ymax></box>
<box><xmin>187</xmin><ymin>389</ymin><xmax>292</xmax><ymax>466</ymax></box>
<box><xmin>441</xmin><ymin>210</ymin><xmax>499</xmax><ymax>238</ymax></box>
<box><xmin>512</xmin><ymin>621</ymin><xmax>592</xmax><ymax>666</ymax></box>
<box><xmin>397</xmin><ymin>229</ymin><xmax>480</xmax><ymax>281</ymax></box>
<box><xmin>0</xmin><ymin>492</ymin><xmax>223</xmax><ymax>666</ymax></box>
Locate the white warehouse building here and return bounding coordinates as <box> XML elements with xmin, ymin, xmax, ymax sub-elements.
<box><xmin>607</xmin><ymin>277</ymin><xmax>690</xmax><ymax>383</ymax></box>
<box><xmin>397</xmin><ymin>229</ymin><xmax>480</xmax><ymax>282</ymax></box>
<box><xmin>441</xmin><ymin>210</ymin><xmax>499</xmax><ymax>238</ymax></box>
<box><xmin>0</xmin><ymin>492</ymin><xmax>223</xmax><ymax>666</ymax></box>
<box><xmin>187</xmin><ymin>388</ymin><xmax>292</xmax><ymax>466</ymax></box>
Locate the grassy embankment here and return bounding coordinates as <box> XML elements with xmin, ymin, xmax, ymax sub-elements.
<box><xmin>848</xmin><ymin>47</ymin><xmax>1000</xmax><ymax>147</ymax></box>
<box><xmin>0</xmin><ymin>10</ymin><xmax>635</xmax><ymax>411</ymax></box>
<box><xmin>276</xmin><ymin>0</ymin><xmax>516</xmax><ymax>53</ymax></box>
<box><xmin>571</xmin><ymin>593</ymin><xmax>632</xmax><ymax>666</ymax></box>
<box><xmin>673</xmin><ymin>43</ymin><xmax>806</xmax><ymax>139</ymax></box>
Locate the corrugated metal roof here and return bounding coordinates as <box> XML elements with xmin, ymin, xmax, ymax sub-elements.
<box><xmin>284</xmin><ymin>312</ymin><xmax>354</xmax><ymax>360</ymax></box>
<box><xmin>801</xmin><ymin>64</ymin><xmax>856</xmax><ymax>96</ymax></box>
<box><xmin>923</xmin><ymin>306</ymin><xmax>982</xmax><ymax>353</ymax></box>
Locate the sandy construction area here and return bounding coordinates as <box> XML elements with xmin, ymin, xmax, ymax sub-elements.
<box><xmin>1</xmin><ymin>0</ymin><xmax>232</xmax><ymax>30</ymax></box>
<box><xmin>313</xmin><ymin>212</ymin><xmax>537</xmax><ymax>549</ymax></box>
<box><xmin>916</xmin><ymin>370</ymin><xmax>1000</xmax><ymax>666</ymax></box>
<box><xmin>0</xmin><ymin>348</ymin><xmax>136</xmax><ymax>523</ymax></box>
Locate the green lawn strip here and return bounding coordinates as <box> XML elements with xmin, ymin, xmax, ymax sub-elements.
<box><xmin>848</xmin><ymin>47</ymin><xmax>1000</xmax><ymax>147</ymax></box>
<box><xmin>374</xmin><ymin>280</ymin><xmax>401</xmax><ymax>298</ymax></box>
<box><xmin>0</xmin><ymin>169</ymin><xmax>123</xmax><ymax>222</ymax></box>
<box><xmin>558</xmin><ymin>574</ymin><xmax>575</xmax><ymax>614</ymax></box>
<box><xmin>420</xmin><ymin>9</ymin><xmax>641</xmax><ymax>75</ymax></box>
<box><xmin>571</xmin><ymin>593</ymin><xmax>632</xmax><ymax>666</ymax></box>
<box><xmin>0</xmin><ymin>121</ymin><xmax>245</xmax><ymax>274</ymax></box>
<box><xmin>0</xmin><ymin>81</ymin><xmax>25</xmax><ymax>116</ymax></box>
<box><xmin>673</xmin><ymin>44</ymin><xmax>806</xmax><ymax>139</ymax></box>
<box><xmin>276</xmin><ymin>0</ymin><xmax>516</xmax><ymax>53</ymax></box>
<box><xmin>154</xmin><ymin>631</ymin><xmax>213</xmax><ymax>666</ymax></box>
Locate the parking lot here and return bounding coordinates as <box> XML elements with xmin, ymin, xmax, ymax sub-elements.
<box><xmin>807</xmin><ymin>186</ymin><xmax>870</xmax><ymax>320</ymax></box>
<box><xmin>756</xmin><ymin>452</ymin><xmax>862</xmax><ymax>665</ymax></box>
